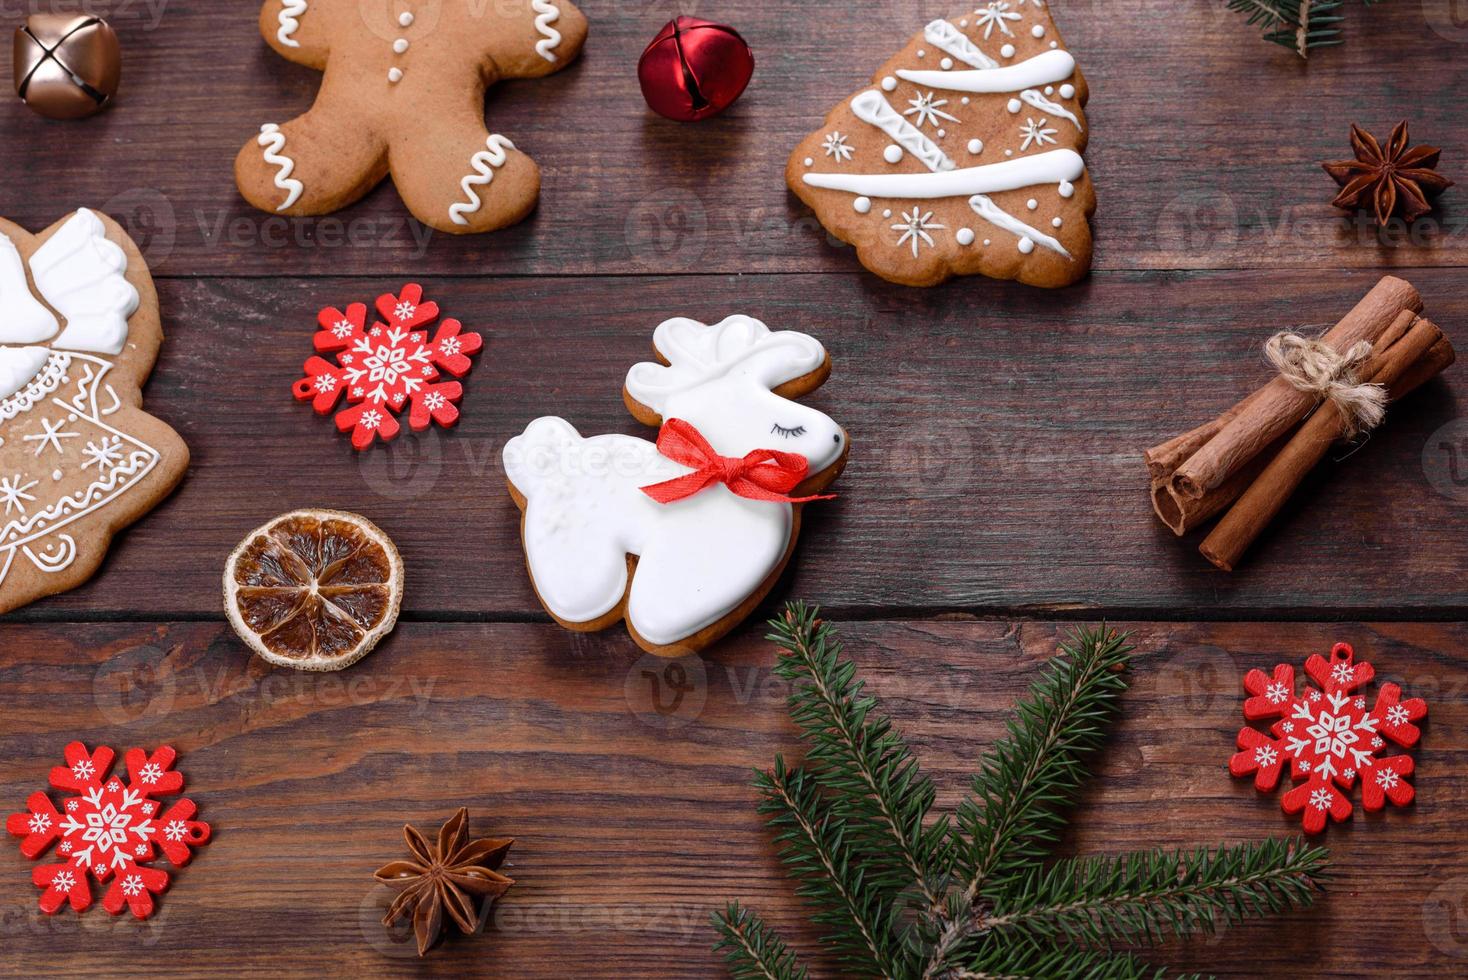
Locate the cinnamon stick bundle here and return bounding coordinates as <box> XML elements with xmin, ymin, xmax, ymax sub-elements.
<box><xmin>1146</xmin><ymin>276</ymin><xmax>1455</xmax><ymax>570</ymax></box>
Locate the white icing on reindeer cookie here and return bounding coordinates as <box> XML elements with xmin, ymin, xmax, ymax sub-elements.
<box><xmin>504</xmin><ymin>316</ymin><xmax>846</xmax><ymax>651</ymax></box>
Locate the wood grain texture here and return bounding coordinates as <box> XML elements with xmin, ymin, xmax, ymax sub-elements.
<box><xmin>5</xmin><ymin>269</ymin><xmax>1465</xmax><ymax>621</ymax></box>
<box><xmin>0</xmin><ymin>620</ymin><xmax>1464</xmax><ymax>977</ymax></box>
<box><xmin>0</xmin><ymin>2</ymin><xmax>1465</xmax><ymax>978</ymax></box>
<box><xmin>0</xmin><ymin>2</ymin><xmax>1463</xmax><ymax>278</ymax></box>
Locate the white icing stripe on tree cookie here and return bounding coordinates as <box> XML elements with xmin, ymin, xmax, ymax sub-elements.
<box><xmin>531</xmin><ymin>0</ymin><xmax>563</xmax><ymax>62</ymax></box>
<box><xmin>969</xmin><ymin>194</ymin><xmax>1070</xmax><ymax>258</ymax></box>
<box><xmin>449</xmin><ymin>135</ymin><xmax>517</xmax><ymax>227</ymax></box>
<box><xmin>850</xmin><ymin>91</ymin><xmax>954</xmax><ymax>174</ymax></box>
<box><xmin>277</xmin><ymin>0</ymin><xmax>307</xmax><ymax>48</ymax></box>
<box><xmin>803</xmin><ymin>148</ymin><xmax>1083</xmax><ymax>199</ymax></box>
<box><xmin>1020</xmin><ymin>89</ymin><xmax>1081</xmax><ymax>130</ymax></box>
<box><xmin>922</xmin><ymin>19</ymin><xmax>997</xmax><ymax>69</ymax></box>
<box><xmin>256</xmin><ymin>124</ymin><xmax>304</xmax><ymax>211</ymax></box>
<box><xmin>897</xmin><ymin>50</ymin><xmax>1075</xmax><ymax>94</ymax></box>
<box><xmin>0</xmin><ymin>233</ymin><xmax>59</xmax><ymax>346</ymax></box>
<box><xmin>29</xmin><ymin>209</ymin><xmax>140</xmax><ymax>356</ymax></box>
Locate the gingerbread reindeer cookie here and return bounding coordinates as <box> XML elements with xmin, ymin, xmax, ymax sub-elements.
<box><xmin>504</xmin><ymin>316</ymin><xmax>849</xmax><ymax>657</ymax></box>
<box><xmin>788</xmin><ymin>3</ymin><xmax>1095</xmax><ymax>288</ymax></box>
<box><xmin>0</xmin><ymin>209</ymin><xmax>188</xmax><ymax>614</ymax></box>
<box><xmin>237</xmin><ymin>1</ymin><xmax>589</xmax><ymax>233</ymax></box>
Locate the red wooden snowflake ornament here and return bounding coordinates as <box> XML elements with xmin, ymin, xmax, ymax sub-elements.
<box><xmin>1229</xmin><ymin>643</ymin><xmax>1427</xmax><ymax>834</ymax></box>
<box><xmin>6</xmin><ymin>743</ymin><xmax>211</xmax><ymax>919</ymax></box>
<box><xmin>292</xmin><ymin>283</ymin><xmax>484</xmax><ymax>450</ymax></box>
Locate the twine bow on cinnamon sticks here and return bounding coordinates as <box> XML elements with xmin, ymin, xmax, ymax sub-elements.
<box><xmin>1145</xmin><ymin>276</ymin><xmax>1455</xmax><ymax>572</ymax></box>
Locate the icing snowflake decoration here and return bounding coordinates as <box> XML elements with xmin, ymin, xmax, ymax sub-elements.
<box><xmin>6</xmin><ymin>743</ymin><xmax>211</xmax><ymax>918</ymax></box>
<box><xmin>1019</xmin><ymin>117</ymin><xmax>1057</xmax><ymax>151</ymax></box>
<box><xmin>975</xmin><ymin>2</ymin><xmax>1022</xmax><ymax>38</ymax></box>
<box><xmin>822</xmin><ymin>132</ymin><xmax>855</xmax><ymax>163</ymax></box>
<box><xmin>894</xmin><ymin>209</ymin><xmax>945</xmax><ymax>256</ymax></box>
<box><xmin>904</xmin><ymin>91</ymin><xmax>959</xmax><ymax>130</ymax></box>
<box><xmin>1229</xmin><ymin>643</ymin><xmax>1427</xmax><ymax>834</ymax></box>
<box><xmin>292</xmin><ymin>284</ymin><xmax>484</xmax><ymax>451</ymax></box>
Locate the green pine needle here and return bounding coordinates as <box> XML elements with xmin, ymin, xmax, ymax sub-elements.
<box><xmin>984</xmin><ymin>840</ymin><xmax>1329</xmax><ymax>947</ymax></box>
<box><xmin>1224</xmin><ymin>0</ymin><xmax>1391</xmax><ymax>57</ymax></box>
<box><xmin>715</xmin><ymin>604</ymin><xmax>1331</xmax><ymax>980</ymax></box>
<box><xmin>713</xmin><ymin>902</ymin><xmax>810</xmax><ymax>980</ymax></box>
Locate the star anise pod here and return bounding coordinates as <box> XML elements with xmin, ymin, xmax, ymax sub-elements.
<box><xmin>1323</xmin><ymin>122</ymin><xmax>1453</xmax><ymax>227</ymax></box>
<box><xmin>373</xmin><ymin>807</ymin><xmax>514</xmax><ymax>956</ymax></box>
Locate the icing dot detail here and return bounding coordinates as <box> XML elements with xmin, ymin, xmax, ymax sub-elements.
<box><xmin>399</xmin><ymin>12</ymin><xmax>414</xmax><ymax>26</ymax></box>
<box><xmin>1059</xmin><ymin>180</ymin><xmax>1075</xmax><ymax>198</ymax></box>
<box><xmin>854</xmin><ymin>196</ymin><xmax>872</xmax><ymax>214</ymax></box>
<box><xmin>393</xmin><ymin>38</ymin><xmax>409</xmax><ymax>53</ymax></box>
<box><xmin>883</xmin><ymin>209</ymin><xmax>893</xmax><ymax>218</ymax></box>
<box><xmin>941</xmin><ymin>57</ymin><xmax>954</xmax><ymax>70</ymax></box>
<box><xmin>1001</xmin><ymin>44</ymin><xmax>1016</xmax><ymax>59</ymax></box>
<box><xmin>956</xmin><ymin>228</ymin><xmax>976</xmax><ymax>246</ymax></box>
<box><xmin>804</xmin><ymin>157</ymin><xmax>814</xmax><ymax>167</ymax></box>
<box><xmin>1045</xmin><ymin>86</ymin><xmax>1055</xmax><ymax>96</ymax></box>
<box><xmin>967</xmin><ymin>139</ymin><xmax>983</xmax><ymax>154</ymax></box>
<box><xmin>1060</xmin><ymin>83</ymin><xmax>1076</xmax><ymax>99</ymax></box>
<box><xmin>1026</xmin><ymin>199</ymin><xmax>1039</xmax><ymax>211</ymax></box>
<box><xmin>883</xmin><ymin>145</ymin><xmax>904</xmax><ymax>164</ymax></box>
<box><xmin>1006</xmin><ymin>98</ymin><xmax>1022</xmax><ymax>113</ymax></box>
<box><xmin>1052</xmin><ymin>217</ymin><xmax>1064</xmax><ymax>228</ymax></box>
<box><xmin>51</xmin><ymin>470</ymin><xmax>62</xmax><ymax>481</ymax></box>
<box><xmin>916</xmin><ymin>49</ymin><xmax>926</xmax><ymax>58</ymax></box>
<box><xmin>937</xmin><ymin>129</ymin><xmax>946</xmax><ymax>138</ymax></box>
<box><xmin>983</xmin><ymin>239</ymin><xmax>991</xmax><ymax>246</ymax></box>
<box><xmin>881</xmin><ymin>75</ymin><xmax>898</xmax><ymax>92</ymax></box>
<box><xmin>388</xmin><ymin>67</ymin><xmax>403</xmax><ymax>82</ymax></box>
<box><xmin>1018</xmin><ymin>237</ymin><xmax>1036</xmax><ymax>254</ymax></box>
<box><xmin>1032</xmin><ymin>25</ymin><xmax>1046</xmax><ymax>38</ymax></box>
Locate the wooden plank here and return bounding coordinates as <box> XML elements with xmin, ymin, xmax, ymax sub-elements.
<box><xmin>0</xmin><ymin>619</ymin><xmax>1461</xmax><ymax>977</ymax></box>
<box><xmin>0</xmin><ymin>2</ymin><xmax>1460</xmax><ymax>278</ymax></box>
<box><xmin>11</xmin><ymin>268</ymin><xmax>1467</xmax><ymax>621</ymax></box>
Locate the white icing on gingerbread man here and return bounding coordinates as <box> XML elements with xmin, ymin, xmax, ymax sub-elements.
<box><xmin>238</xmin><ymin>0</ymin><xmax>587</xmax><ymax>234</ymax></box>
<box><xmin>504</xmin><ymin>316</ymin><xmax>848</xmax><ymax>654</ymax></box>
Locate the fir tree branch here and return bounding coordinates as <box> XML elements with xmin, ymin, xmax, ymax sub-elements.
<box><xmin>712</xmin><ymin>902</ymin><xmax>810</xmax><ymax>980</ymax></box>
<box><xmin>768</xmin><ymin>605</ymin><xmax>951</xmax><ymax>910</ymax></box>
<box><xmin>954</xmin><ymin>938</ymin><xmax>1172</xmax><ymax>980</ymax></box>
<box><xmin>756</xmin><ymin>759</ymin><xmax>904</xmax><ymax>977</ymax></box>
<box><xmin>1224</xmin><ymin>0</ymin><xmax>1390</xmax><ymax>56</ymax></box>
<box><xmin>982</xmin><ymin>839</ymin><xmax>1329</xmax><ymax>948</ymax></box>
<box><xmin>954</xmin><ymin>627</ymin><xmax>1133</xmax><ymax>894</ymax></box>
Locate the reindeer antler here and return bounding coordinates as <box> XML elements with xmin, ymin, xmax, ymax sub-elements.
<box><xmin>625</xmin><ymin>316</ymin><xmax>828</xmax><ymax>414</ymax></box>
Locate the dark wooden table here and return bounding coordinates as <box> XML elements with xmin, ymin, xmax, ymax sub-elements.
<box><xmin>3</xmin><ymin>2</ymin><xmax>1467</xmax><ymax>976</ymax></box>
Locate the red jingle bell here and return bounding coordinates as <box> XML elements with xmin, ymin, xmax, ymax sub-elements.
<box><xmin>638</xmin><ymin>16</ymin><xmax>754</xmax><ymax>122</ymax></box>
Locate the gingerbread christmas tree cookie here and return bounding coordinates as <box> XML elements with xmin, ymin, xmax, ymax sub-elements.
<box><xmin>236</xmin><ymin>0</ymin><xmax>588</xmax><ymax>234</ymax></box>
<box><xmin>0</xmin><ymin>209</ymin><xmax>188</xmax><ymax>614</ymax></box>
<box><xmin>788</xmin><ymin>3</ymin><xmax>1095</xmax><ymax>288</ymax></box>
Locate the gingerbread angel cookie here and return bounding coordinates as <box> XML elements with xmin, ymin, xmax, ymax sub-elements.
<box><xmin>788</xmin><ymin>3</ymin><xmax>1095</xmax><ymax>288</ymax></box>
<box><xmin>236</xmin><ymin>0</ymin><xmax>589</xmax><ymax>234</ymax></box>
<box><xmin>504</xmin><ymin>316</ymin><xmax>849</xmax><ymax>657</ymax></box>
<box><xmin>0</xmin><ymin>209</ymin><xmax>188</xmax><ymax>614</ymax></box>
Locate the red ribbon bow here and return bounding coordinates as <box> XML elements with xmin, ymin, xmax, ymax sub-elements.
<box><xmin>640</xmin><ymin>418</ymin><xmax>836</xmax><ymax>505</ymax></box>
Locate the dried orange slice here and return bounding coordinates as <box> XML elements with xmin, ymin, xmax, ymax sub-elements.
<box><xmin>223</xmin><ymin>509</ymin><xmax>404</xmax><ymax>672</ymax></box>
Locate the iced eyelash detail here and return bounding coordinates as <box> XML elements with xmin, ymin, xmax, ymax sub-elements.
<box><xmin>771</xmin><ymin>424</ymin><xmax>807</xmax><ymax>439</ymax></box>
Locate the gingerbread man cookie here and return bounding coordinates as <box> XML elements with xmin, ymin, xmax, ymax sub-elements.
<box><xmin>236</xmin><ymin>1</ymin><xmax>588</xmax><ymax>234</ymax></box>
<box><xmin>504</xmin><ymin>316</ymin><xmax>849</xmax><ymax>657</ymax></box>
<box><xmin>0</xmin><ymin>209</ymin><xmax>188</xmax><ymax>614</ymax></box>
<box><xmin>788</xmin><ymin>3</ymin><xmax>1095</xmax><ymax>288</ymax></box>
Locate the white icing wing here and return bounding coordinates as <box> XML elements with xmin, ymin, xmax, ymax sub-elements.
<box><xmin>0</xmin><ymin>347</ymin><xmax>51</xmax><ymax>401</ymax></box>
<box><xmin>0</xmin><ymin>232</ymin><xmax>59</xmax><ymax>345</ymax></box>
<box><xmin>29</xmin><ymin>209</ymin><xmax>139</xmax><ymax>356</ymax></box>
<box><xmin>626</xmin><ymin>316</ymin><xmax>828</xmax><ymax>415</ymax></box>
<box><xmin>503</xmin><ymin>417</ymin><xmax>679</xmax><ymax>625</ymax></box>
